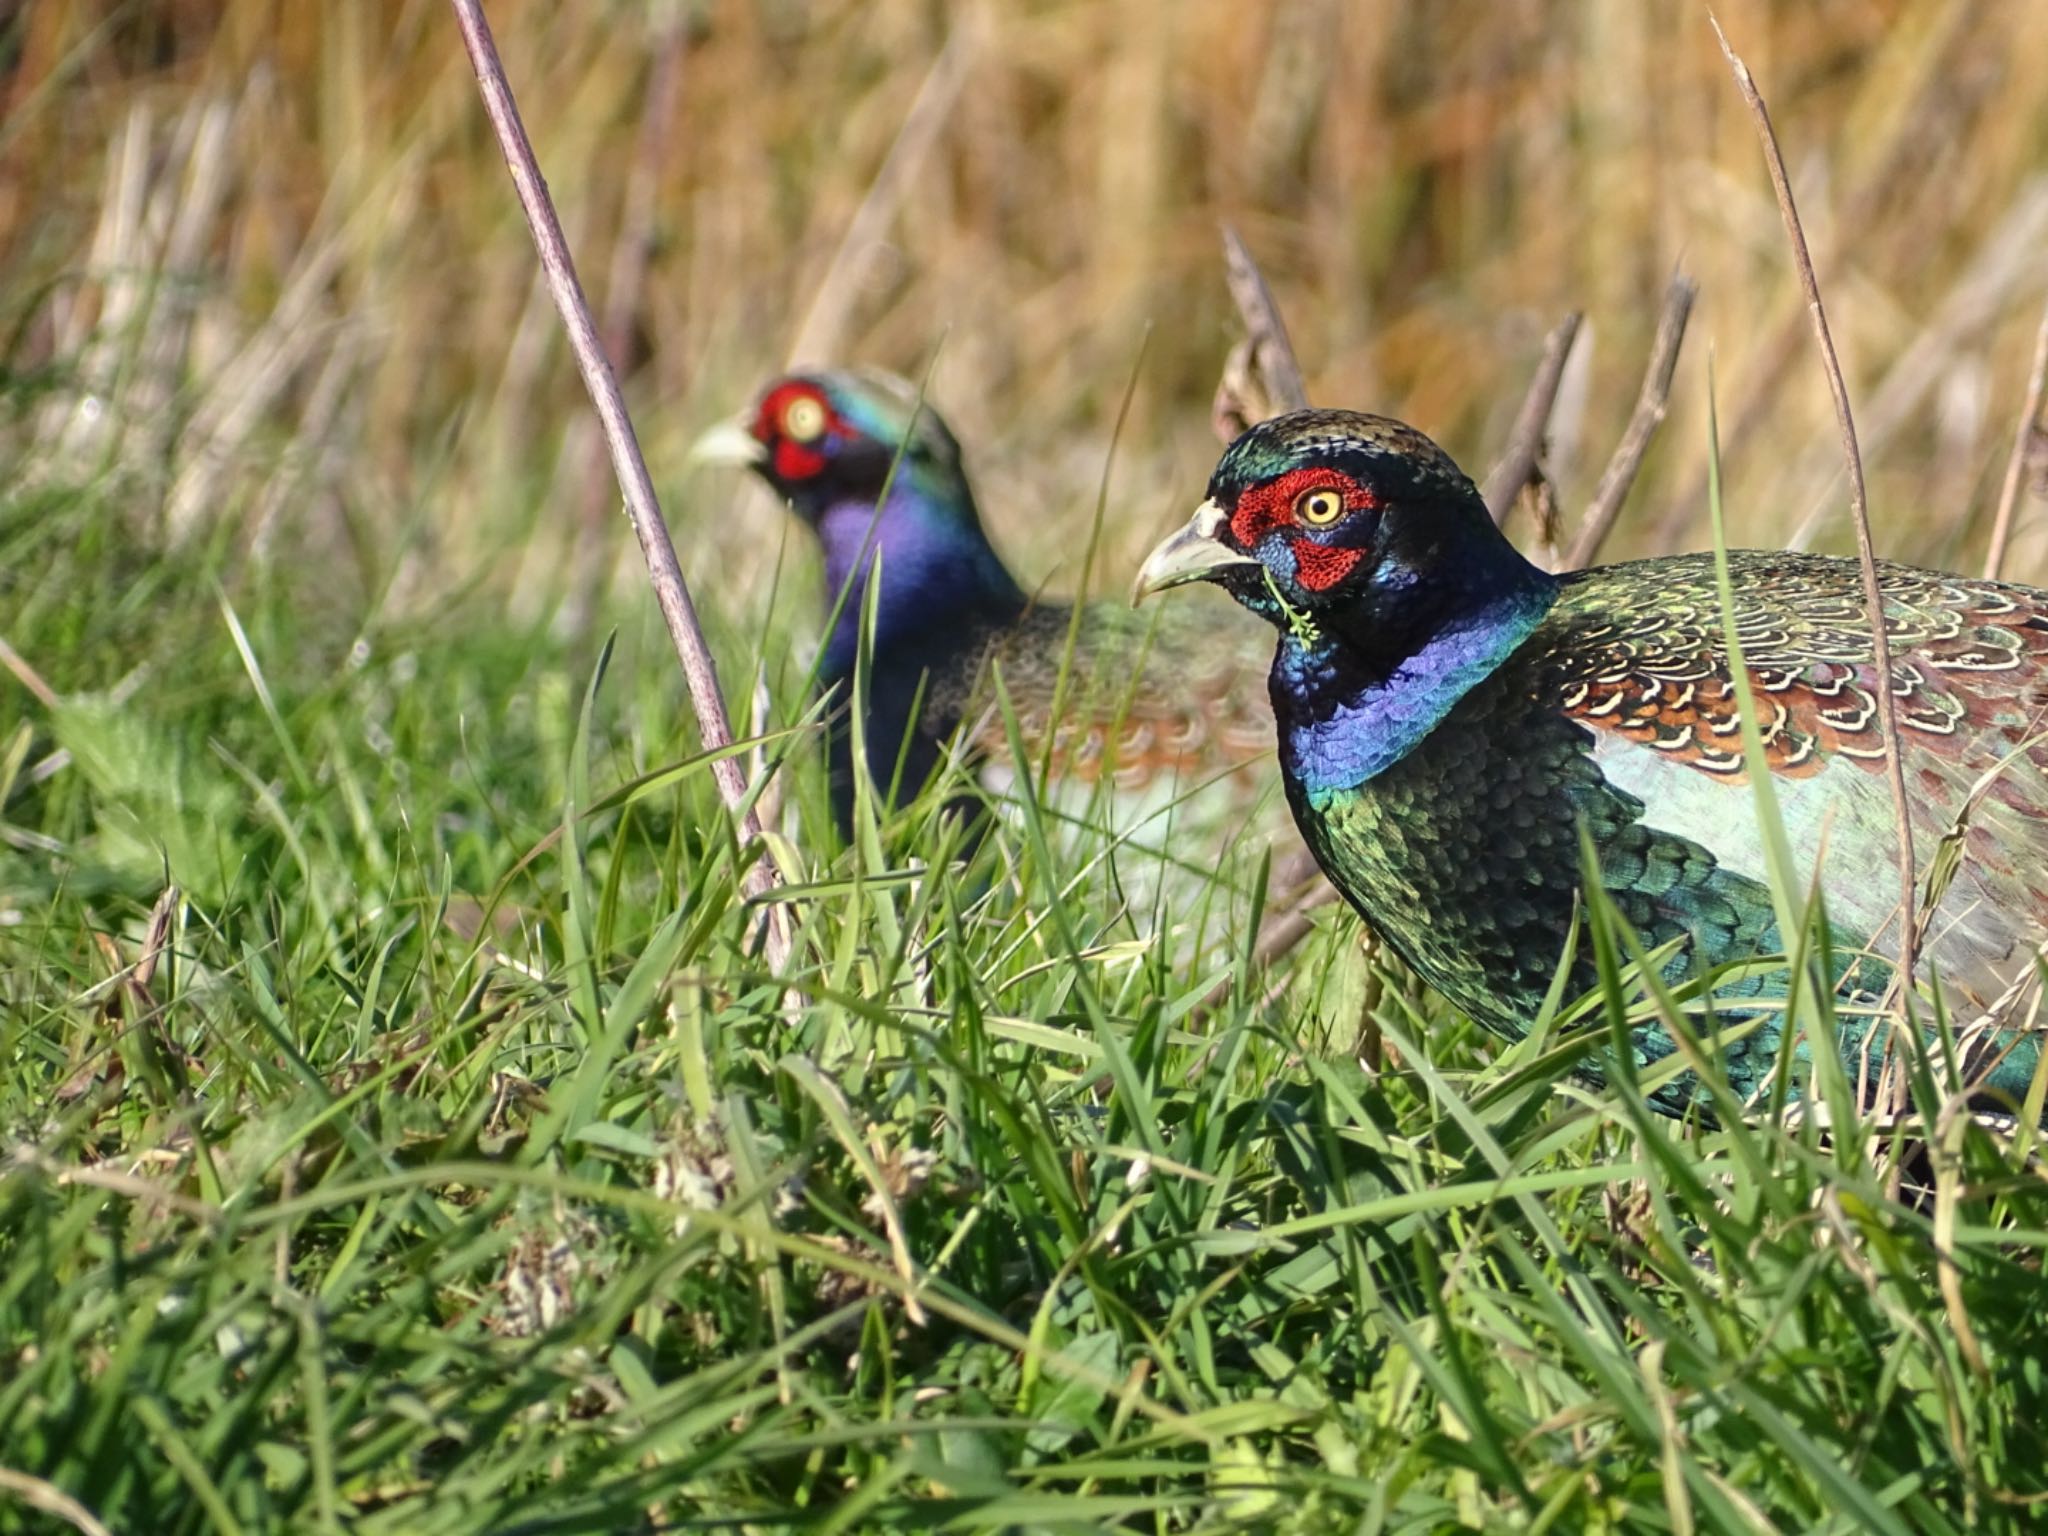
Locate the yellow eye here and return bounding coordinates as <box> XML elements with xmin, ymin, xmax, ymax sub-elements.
<box><xmin>782</xmin><ymin>396</ymin><xmax>828</xmax><ymax>442</ymax></box>
<box><xmin>1296</xmin><ymin>488</ymin><xmax>1345</xmax><ymax>526</ymax></box>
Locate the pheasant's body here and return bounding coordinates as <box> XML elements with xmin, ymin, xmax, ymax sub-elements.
<box><xmin>1283</xmin><ymin>550</ymin><xmax>2048</xmax><ymax>1103</ymax></box>
<box><xmin>1142</xmin><ymin>408</ymin><xmax>2048</xmax><ymax>1116</ymax></box>
<box><xmin>699</xmin><ymin>370</ymin><xmax>1273</xmax><ymax>836</ymax></box>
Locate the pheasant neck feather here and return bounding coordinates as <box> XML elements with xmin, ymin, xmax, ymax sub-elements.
<box><xmin>814</xmin><ymin>479</ymin><xmax>1027</xmax><ymax>680</ymax></box>
<box><xmin>1274</xmin><ymin>539</ymin><xmax>1557</xmax><ymax>804</ymax></box>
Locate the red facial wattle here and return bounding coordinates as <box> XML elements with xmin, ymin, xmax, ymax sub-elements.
<box><xmin>1291</xmin><ymin>541</ymin><xmax>1366</xmax><ymax>591</ymax></box>
<box><xmin>1226</xmin><ymin>466</ymin><xmax>1377</xmax><ymax>592</ymax></box>
<box><xmin>773</xmin><ymin>439</ymin><xmax>828</xmax><ymax>479</ymax></box>
<box><xmin>753</xmin><ymin>381</ymin><xmax>841</xmax><ymax>482</ymax></box>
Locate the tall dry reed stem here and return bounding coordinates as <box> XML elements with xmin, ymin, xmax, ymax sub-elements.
<box><xmin>1711</xmin><ymin>13</ymin><xmax>1917</xmax><ymax>985</ymax></box>
<box><xmin>1983</xmin><ymin>304</ymin><xmax>2048</xmax><ymax>581</ymax></box>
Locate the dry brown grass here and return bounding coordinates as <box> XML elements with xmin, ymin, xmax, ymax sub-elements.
<box><xmin>8</xmin><ymin>0</ymin><xmax>2048</xmax><ymax>620</ymax></box>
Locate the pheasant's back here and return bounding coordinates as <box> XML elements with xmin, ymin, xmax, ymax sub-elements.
<box><xmin>959</xmin><ymin>595</ymin><xmax>1275</xmax><ymax>794</ymax></box>
<box><xmin>876</xmin><ymin>590</ymin><xmax>1290</xmax><ymax>891</ymax></box>
<box><xmin>1535</xmin><ymin>551</ymin><xmax>2048</xmax><ymax>1008</ymax></box>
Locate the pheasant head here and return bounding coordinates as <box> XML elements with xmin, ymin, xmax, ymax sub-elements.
<box><xmin>694</xmin><ymin>369</ymin><xmax>1025</xmax><ymax>667</ymax></box>
<box><xmin>1135</xmin><ymin>408</ymin><xmax>1552</xmax><ymax>665</ymax></box>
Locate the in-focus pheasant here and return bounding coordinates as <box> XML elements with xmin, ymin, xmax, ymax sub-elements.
<box><xmin>1138</xmin><ymin>407</ymin><xmax>2048</xmax><ymax>1117</ymax></box>
<box><xmin>693</xmin><ymin>369</ymin><xmax>1275</xmax><ymax>842</ymax></box>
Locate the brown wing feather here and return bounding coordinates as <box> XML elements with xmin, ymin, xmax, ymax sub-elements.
<box><xmin>1549</xmin><ymin>552</ymin><xmax>2048</xmax><ymax>782</ymax></box>
<box><xmin>1545</xmin><ymin>551</ymin><xmax>2048</xmax><ymax>997</ymax></box>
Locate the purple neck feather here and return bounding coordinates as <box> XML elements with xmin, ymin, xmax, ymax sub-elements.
<box><xmin>1277</xmin><ymin>582</ymin><xmax>1554</xmax><ymax>802</ymax></box>
<box><xmin>815</xmin><ymin>488</ymin><xmax>1025</xmax><ymax>675</ymax></box>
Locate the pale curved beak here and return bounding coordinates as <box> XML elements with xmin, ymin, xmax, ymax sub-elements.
<box><xmin>688</xmin><ymin>418</ymin><xmax>766</xmax><ymax>469</ymax></box>
<box><xmin>1132</xmin><ymin>498</ymin><xmax>1258</xmax><ymax>604</ymax></box>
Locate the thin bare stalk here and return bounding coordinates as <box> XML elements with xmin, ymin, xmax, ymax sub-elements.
<box><xmin>448</xmin><ymin>0</ymin><xmax>789</xmax><ymax>970</ymax></box>
<box><xmin>1712</xmin><ymin>13</ymin><xmax>1917</xmax><ymax>983</ymax></box>
<box><xmin>0</xmin><ymin>1467</ymin><xmax>115</xmax><ymax>1536</ymax></box>
<box><xmin>1221</xmin><ymin>223</ymin><xmax>1309</xmax><ymax>413</ymax></box>
<box><xmin>1787</xmin><ymin>186</ymin><xmax>2048</xmax><ymax>553</ymax></box>
<box><xmin>0</xmin><ymin>636</ymin><xmax>59</xmax><ymax>708</ymax></box>
<box><xmin>1653</xmin><ymin>1</ymin><xmax>1981</xmax><ymax>551</ymax></box>
<box><xmin>1564</xmin><ymin>273</ymin><xmax>1697</xmax><ymax>569</ymax></box>
<box><xmin>1482</xmin><ymin>311</ymin><xmax>1583</xmax><ymax>525</ymax></box>
<box><xmin>1983</xmin><ymin>301</ymin><xmax>2048</xmax><ymax>581</ymax></box>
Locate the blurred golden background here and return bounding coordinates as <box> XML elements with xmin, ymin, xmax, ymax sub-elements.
<box><xmin>7</xmin><ymin>0</ymin><xmax>2048</xmax><ymax>630</ymax></box>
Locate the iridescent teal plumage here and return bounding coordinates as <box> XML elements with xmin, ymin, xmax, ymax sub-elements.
<box><xmin>1141</xmin><ymin>408</ymin><xmax>2048</xmax><ymax>1117</ymax></box>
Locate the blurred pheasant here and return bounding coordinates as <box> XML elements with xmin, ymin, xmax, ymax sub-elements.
<box><xmin>693</xmin><ymin>369</ymin><xmax>1275</xmax><ymax>839</ymax></box>
<box><xmin>1139</xmin><ymin>408</ymin><xmax>2048</xmax><ymax>1116</ymax></box>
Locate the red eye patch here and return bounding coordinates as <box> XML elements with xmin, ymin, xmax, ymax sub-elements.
<box><xmin>1226</xmin><ymin>467</ymin><xmax>1378</xmax><ymax>591</ymax></box>
<box><xmin>1291</xmin><ymin>540</ymin><xmax>1365</xmax><ymax>591</ymax></box>
<box><xmin>753</xmin><ymin>381</ymin><xmax>839</xmax><ymax>481</ymax></box>
<box><xmin>1228</xmin><ymin>467</ymin><xmax>1376</xmax><ymax>545</ymax></box>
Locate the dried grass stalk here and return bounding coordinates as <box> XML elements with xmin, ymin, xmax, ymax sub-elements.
<box><xmin>1712</xmin><ymin>13</ymin><xmax>1919</xmax><ymax>986</ymax></box>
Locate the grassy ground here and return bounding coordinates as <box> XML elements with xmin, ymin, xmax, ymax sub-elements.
<box><xmin>7</xmin><ymin>3</ymin><xmax>2048</xmax><ymax>1532</ymax></box>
